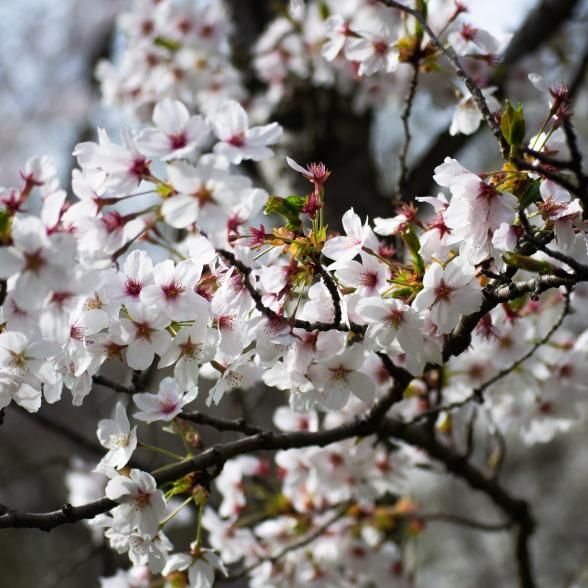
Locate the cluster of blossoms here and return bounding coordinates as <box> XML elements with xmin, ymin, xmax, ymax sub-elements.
<box><xmin>3</xmin><ymin>1</ymin><xmax>588</xmax><ymax>587</ymax></box>
<box><xmin>98</xmin><ymin>0</ymin><xmax>244</xmax><ymax>120</ymax></box>
<box><xmin>101</xmin><ymin>0</ymin><xmax>508</xmax><ymax>134</ymax></box>
<box><xmin>2</xmin><ymin>74</ymin><xmax>588</xmax><ymax>586</ymax></box>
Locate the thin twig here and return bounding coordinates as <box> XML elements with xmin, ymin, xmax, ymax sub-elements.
<box><xmin>180</xmin><ymin>411</ymin><xmax>264</xmax><ymax>436</ymax></box>
<box><xmin>217</xmin><ymin>249</ymin><xmax>363</xmax><ymax>335</ymax></box>
<box><xmin>514</xmin><ymin>158</ymin><xmax>581</xmax><ymax>198</ymax></box>
<box><xmin>404</xmin><ymin>287</ymin><xmax>571</xmax><ymax>427</ymax></box>
<box><xmin>229</xmin><ymin>502</ymin><xmax>351</xmax><ymax>580</ymax></box>
<box><xmin>380</xmin><ymin>0</ymin><xmax>509</xmax><ymax>158</ymax></box>
<box><xmin>397</xmin><ymin>62</ymin><xmax>420</xmax><ymax>200</ymax></box>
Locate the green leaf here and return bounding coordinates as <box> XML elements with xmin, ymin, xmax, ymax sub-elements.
<box><xmin>0</xmin><ymin>208</ymin><xmax>12</xmax><ymax>243</ymax></box>
<box><xmin>264</xmin><ymin>195</ymin><xmax>305</xmax><ymax>230</ymax></box>
<box><xmin>502</xmin><ymin>252</ymin><xmax>555</xmax><ymax>274</ymax></box>
<box><xmin>518</xmin><ymin>179</ymin><xmax>541</xmax><ymax>209</ymax></box>
<box><xmin>500</xmin><ymin>100</ymin><xmax>526</xmax><ymax>147</ymax></box>
<box><xmin>153</xmin><ymin>36</ymin><xmax>182</xmax><ymax>52</ymax></box>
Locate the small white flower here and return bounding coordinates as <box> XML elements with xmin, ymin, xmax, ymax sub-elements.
<box><xmin>133</xmin><ymin>377</ymin><xmax>197</xmax><ymax>422</ymax></box>
<box><xmin>209</xmin><ymin>100</ymin><xmax>282</xmax><ymax>164</ymax></box>
<box><xmin>413</xmin><ymin>260</ymin><xmax>482</xmax><ymax>334</ymax></box>
<box><xmin>106</xmin><ymin>469</ymin><xmax>166</xmax><ymax>538</ymax></box>
<box><xmin>96</xmin><ymin>402</ymin><xmax>138</xmax><ymax>471</ymax></box>
<box><xmin>136</xmin><ymin>98</ymin><xmax>210</xmax><ymax>160</ymax></box>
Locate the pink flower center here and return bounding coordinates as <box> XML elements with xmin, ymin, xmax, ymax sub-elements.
<box><xmin>386</xmin><ymin>309</ymin><xmax>404</xmax><ymax>329</ymax></box>
<box><xmin>373</xmin><ymin>40</ymin><xmax>389</xmax><ymax>55</ymax></box>
<box><xmin>125</xmin><ymin>278</ymin><xmax>143</xmax><ymax>297</ymax></box>
<box><xmin>134</xmin><ymin>321</ymin><xmax>154</xmax><ymax>341</ymax></box>
<box><xmin>434</xmin><ymin>279</ymin><xmax>455</xmax><ymax>302</ymax></box>
<box><xmin>169</xmin><ymin>132</ymin><xmax>188</xmax><ymax>150</ymax></box>
<box><xmin>460</xmin><ymin>23</ymin><xmax>478</xmax><ymax>41</ymax></box>
<box><xmin>24</xmin><ymin>250</ymin><xmax>46</xmax><ymax>273</ymax></box>
<box><xmin>159</xmin><ymin>399</ymin><xmax>179</xmax><ymax>415</ymax></box>
<box><xmin>130</xmin><ymin>157</ymin><xmax>150</xmax><ymax>179</ymax></box>
<box><xmin>227</xmin><ymin>133</ymin><xmax>246</xmax><ymax>147</ymax></box>
<box><xmin>179</xmin><ymin>338</ymin><xmax>202</xmax><ymax>360</ymax></box>
<box><xmin>101</xmin><ymin>211</ymin><xmax>125</xmax><ymax>234</ymax></box>
<box><xmin>478</xmin><ymin>182</ymin><xmax>498</xmax><ymax>200</ymax></box>
<box><xmin>162</xmin><ymin>281</ymin><xmax>185</xmax><ymax>300</ymax></box>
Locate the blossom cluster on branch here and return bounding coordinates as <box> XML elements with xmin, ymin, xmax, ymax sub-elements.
<box><xmin>1</xmin><ymin>1</ymin><xmax>588</xmax><ymax>588</ymax></box>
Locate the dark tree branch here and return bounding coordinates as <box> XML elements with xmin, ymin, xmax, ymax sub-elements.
<box><xmin>93</xmin><ymin>375</ymin><xmax>135</xmax><ymax>394</ymax></box>
<box><xmin>179</xmin><ymin>411</ymin><xmax>264</xmax><ymax>436</ymax></box>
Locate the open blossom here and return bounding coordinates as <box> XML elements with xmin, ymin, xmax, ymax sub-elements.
<box><xmin>308</xmin><ymin>345</ymin><xmax>375</xmax><ymax>410</ymax></box>
<box><xmin>133</xmin><ymin>377</ymin><xmax>197</xmax><ymax>422</ymax></box>
<box><xmin>413</xmin><ymin>260</ymin><xmax>482</xmax><ymax>334</ymax></box>
<box><xmin>96</xmin><ymin>402</ymin><xmax>138</xmax><ymax>471</ymax></box>
<box><xmin>450</xmin><ymin>87</ymin><xmax>500</xmax><ymax>136</ymax></box>
<box><xmin>158</xmin><ymin>323</ymin><xmax>216</xmax><ymax>392</ymax></box>
<box><xmin>448</xmin><ymin>23</ymin><xmax>505</xmax><ymax>57</ymax></box>
<box><xmin>356</xmin><ymin>298</ymin><xmax>425</xmax><ymax>364</ymax></box>
<box><xmin>345</xmin><ymin>22</ymin><xmax>399</xmax><ymax>76</ymax></box>
<box><xmin>111</xmin><ymin>304</ymin><xmax>172</xmax><ymax>370</ymax></box>
<box><xmin>135</xmin><ymin>98</ymin><xmax>210</xmax><ymax>160</ymax></box>
<box><xmin>0</xmin><ymin>215</ymin><xmax>76</xmax><ymax>309</ymax></box>
<box><xmin>434</xmin><ymin>157</ymin><xmax>517</xmax><ymax>264</ymax></box>
<box><xmin>106</xmin><ymin>469</ymin><xmax>166</xmax><ymax>537</ymax></box>
<box><xmin>209</xmin><ymin>100</ymin><xmax>283</xmax><ymax>164</ymax></box>
<box><xmin>140</xmin><ymin>259</ymin><xmax>209</xmax><ymax>322</ymax></box>
<box><xmin>162</xmin><ymin>546</ymin><xmax>228</xmax><ymax>588</ymax></box>
<box><xmin>161</xmin><ymin>156</ymin><xmax>253</xmax><ymax>230</ymax></box>
<box><xmin>74</xmin><ymin>128</ymin><xmax>151</xmax><ymax>194</ymax></box>
<box><xmin>104</xmin><ymin>249</ymin><xmax>154</xmax><ymax>305</ymax></box>
<box><xmin>105</xmin><ymin>528</ymin><xmax>172</xmax><ymax>573</ymax></box>
<box><xmin>322</xmin><ymin>208</ymin><xmax>376</xmax><ymax>262</ymax></box>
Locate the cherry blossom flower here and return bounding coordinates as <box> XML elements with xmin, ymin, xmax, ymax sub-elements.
<box><xmin>105</xmin><ymin>528</ymin><xmax>172</xmax><ymax>573</ymax></box>
<box><xmin>111</xmin><ymin>304</ymin><xmax>172</xmax><ymax>370</ymax></box>
<box><xmin>141</xmin><ymin>259</ymin><xmax>209</xmax><ymax>321</ymax></box>
<box><xmin>344</xmin><ymin>22</ymin><xmax>399</xmax><ymax>76</ymax></box>
<box><xmin>133</xmin><ymin>377</ymin><xmax>197</xmax><ymax>422</ymax></box>
<box><xmin>0</xmin><ymin>215</ymin><xmax>76</xmax><ymax>309</ymax></box>
<box><xmin>96</xmin><ymin>402</ymin><xmax>138</xmax><ymax>471</ymax></box>
<box><xmin>413</xmin><ymin>260</ymin><xmax>482</xmax><ymax>334</ymax></box>
<box><xmin>434</xmin><ymin>157</ymin><xmax>517</xmax><ymax>264</ymax></box>
<box><xmin>162</xmin><ymin>156</ymin><xmax>250</xmax><ymax>230</ymax></box>
<box><xmin>205</xmin><ymin>351</ymin><xmax>261</xmax><ymax>407</ymax></box>
<box><xmin>331</xmin><ymin>252</ymin><xmax>387</xmax><ymax>296</ymax></box>
<box><xmin>158</xmin><ymin>323</ymin><xmax>216</xmax><ymax>392</ymax></box>
<box><xmin>356</xmin><ymin>297</ymin><xmax>425</xmax><ymax>368</ymax></box>
<box><xmin>209</xmin><ymin>100</ymin><xmax>283</xmax><ymax>164</ymax></box>
<box><xmin>104</xmin><ymin>250</ymin><xmax>154</xmax><ymax>306</ymax></box>
<box><xmin>162</xmin><ymin>546</ymin><xmax>228</xmax><ymax>588</ymax></box>
<box><xmin>450</xmin><ymin>87</ymin><xmax>500</xmax><ymax>136</ymax></box>
<box><xmin>308</xmin><ymin>345</ymin><xmax>375</xmax><ymax>409</ymax></box>
<box><xmin>135</xmin><ymin>98</ymin><xmax>210</xmax><ymax>161</ymax></box>
<box><xmin>106</xmin><ymin>469</ymin><xmax>166</xmax><ymax>537</ymax></box>
<box><xmin>322</xmin><ymin>208</ymin><xmax>376</xmax><ymax>262</ymax></box>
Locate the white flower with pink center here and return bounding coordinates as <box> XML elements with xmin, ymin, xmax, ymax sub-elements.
<box><xmin>133</xmin><ymin>377</ymin><xmax>197</xmax><ymax>423</ymax></box>
<box><xmin>141</xmin><ymin>259</ymin><xmax>209</xmax><ymax>322</ymax></box>
<box><xmin>209</xmin><ymin>100</ymin><xmax>283</xmax><ymax>164</ymax></box>
<box><xmin>104</xmin><ymin>250</ymin><xmax>154</xmax><ymax>306</ymax></box>
<box><xmin>111</xmin><ymin>304</ymin><xmax>171</xmax><ymax>371</ymax></box>
<box><xmin>308</xmin><ymin>345</ymin><xmax>375</xmax><ymax>410</ymax></box>
<box><xmin>106</xmin><ymin>469</ymin><xmax>166</xmax><ymax>538</ymax></box>
<box><xmin>413</xmin><ymin>260</ymin><xmax>482</xmax><ymax>335</ymax></box>
<box><xmin>135</xmin><ymin>98</ymin><xmax>210</xmax><ymax>161</ymax></box>
<box><xmin>322</xmin><ymin>208</ymin><xmax>376</xmax><ymax>263</ymax></box>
